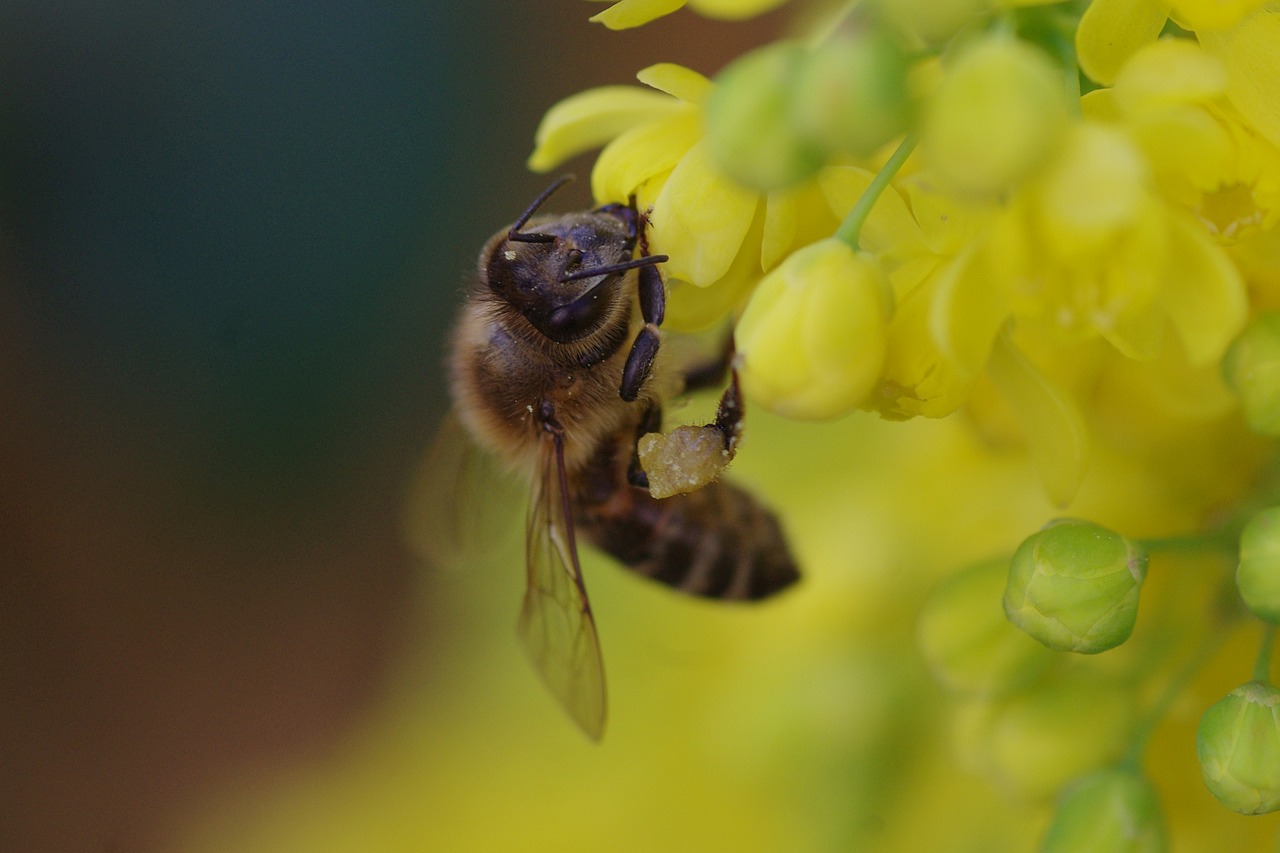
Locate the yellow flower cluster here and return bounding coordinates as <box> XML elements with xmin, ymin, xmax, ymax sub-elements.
<box><xmin>523</xmin><ymin>0</ymin><xmax>1280</xmax><ymax>846</ymax></box>
<box><xmin>532</xmin><ymin>2</ymin><xmax>1280</xmax><ymax>509</ymax></box>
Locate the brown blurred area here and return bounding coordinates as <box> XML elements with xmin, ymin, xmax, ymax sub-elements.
<box><xmin>0</xmin><ymin>3</ymin><xmax>782</xmax><ymax>851</ymax></box>
<box><xmin>0</xmin><ymin>273</ymin><xmax>416</xmax><ymax>852</ymax></box>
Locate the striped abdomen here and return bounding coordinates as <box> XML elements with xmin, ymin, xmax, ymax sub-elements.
<box><xmin>573</xmin><ymin>473</ymin><xmax>799</xmax><ymax>601</ymax></box>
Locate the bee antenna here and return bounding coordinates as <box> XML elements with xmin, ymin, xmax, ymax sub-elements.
<box><xmin>560</xmin><ymin>253</ymin><xmax>668</xmax><ymax>283</ymax></box>
<box><xmin>508</xmin><ymin>174</ymin><xmax>575</xmax><ymax>243</ymax></box>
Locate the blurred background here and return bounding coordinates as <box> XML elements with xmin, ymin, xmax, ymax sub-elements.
<box><xmin>0</xmin><ymin>2</ymin><xmax>813</xmax><ymax>851</ymax></box>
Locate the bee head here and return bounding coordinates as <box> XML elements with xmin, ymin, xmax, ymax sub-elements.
<box><xmin>480</xmin><ymin>178</ymin><xmax>664</xmax><ymax>344</ymax></box>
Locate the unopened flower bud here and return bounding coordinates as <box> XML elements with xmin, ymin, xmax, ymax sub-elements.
<box><xmin>1237</xmin><ymin>507</ymin><xmax>1280</xmax><ymax>623</ymax></box>
<box><xmin>791</xmin><ymin>30</ymin><xmax>910</xmax><ymax>160</ymax></box>
<box><xmin>918</xmin><ymin>558</ymin><xmax>1054</xmax><ymax>696</ymax></box>
<box><xmin>1004</xmin><ymin>519</ymin><xmax>1147</xmax><ymax>654</ymax></box>
<box><xmin>921</xmin><ymin>34</ymin><xmax>1069</xmax><ymax>196</ymax></box>
<box><xmin>1041</xmin><ymin>768</ymin><xmax>1168</xmax><ymax>853</ymax></box>
<box><xmin>1197</xmin><ymin>681</ymin><xmax>1280</xmax><ymax>814</ymax></box>
<box><xmin>1223</xmin><ymin>312</ymin><xmax>1280</xmax><ymax>436</ymax></box>
<box><xmin>706</xmin><ymin>42</ymin><xmax>826</xmax><ymax>190</ymax></box>
<box><xmin>734</xmin><ymin>238</ymin><xmax>890</xmax><ymax>419</ymax></box>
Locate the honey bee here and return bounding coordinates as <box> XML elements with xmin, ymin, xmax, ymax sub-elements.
<box><xmin>444</xmin><ymin>176</ymin><xmax>799</xmax><ymax>740</ymax></box>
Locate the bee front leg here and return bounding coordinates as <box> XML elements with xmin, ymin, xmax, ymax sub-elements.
<box><xmin>619</xmin><ymin>261</ymin><xmax>664</xmax><ymax>403</ymax></box>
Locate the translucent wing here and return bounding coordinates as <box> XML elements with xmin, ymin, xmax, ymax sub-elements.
<box><xmin>402</xmin><ymin>411</ymin><xmax>523</xmax><ymax>572</ymax></box>
<box><xmin>517</xmin><ymin>431</ymin><xmax>607</xmax><ymax>741</ymax></box>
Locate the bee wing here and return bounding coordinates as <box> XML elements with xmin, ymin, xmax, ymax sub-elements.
<box><xmin>403</xmin><ymin>411</ymin><xmax>522</xmax><ymax>572</ymax></box>
<box><xmin>517</xmin><ymin>432</ymin><xmax>607</xmax><ymax>741</ymax></box>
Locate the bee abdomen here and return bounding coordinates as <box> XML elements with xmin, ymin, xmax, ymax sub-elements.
<box><xmin>578</xmin><ymin>480</ymin><xmax>799</xmax><ymax>601</ymax></box>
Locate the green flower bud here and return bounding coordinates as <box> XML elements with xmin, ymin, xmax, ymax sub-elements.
<box><xmin>918</xmin><ymin>557</ymin><xmax>1054</xmax><ymax>696</ymax></box>
<box><xmin>1223</xmin><ymin>312</ymin><xmax>1280</xmax><ymax>436</ymax></box>
<box><xmin>955</xmin><ymin>672</ymin><xmax>1134</xmax><ymax>801</ymax></box>
<box><xmin>921</xmin><ymin>34</ymin><xmax>1069</xmax><ymax>196</ymax></box>
<box><xmin>706</xmin><ymin>42</ymin><xmax>825</xmax><ymax>190</ymax></box>
<box><xmin>1004</xmin><ymin>519</ymin><xmax>1148</xmax><ymax>654</ymax></box>
<box><xmin>791</xmin><ymin>31</ymin><xmax>910</xmax><ymax>160</ymax></box>
<box><xmin>1042</xmin><ymin>768</ymin><xmax>1168</xmax><ymax>853</ymax></box>
<box><xmin>1197</xmin><ymin>681</ymin><xmax>1280</xmax><ymax>814</ymax></box>
<box><xmin>1238</xmin><ymin>507</ymin><xmax>1280</xmax><ymax>624</ymax></box>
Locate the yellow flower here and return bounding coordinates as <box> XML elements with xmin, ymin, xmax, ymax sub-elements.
<box><xmin>588</xmin><ymin>0</ymin><xmax>789</xmax><ymax>29</ymax></box>
<box><xmin>1084</xmin><ymin>38</ymin><xmax>1280</xmax><ymax>244</ymax></box>
<box><xmin>874</xmin><ymin>119</ymin><xmax>1246</xmax><ymax>502</ymax></box>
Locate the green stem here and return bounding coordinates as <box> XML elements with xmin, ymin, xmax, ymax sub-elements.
<box><xmin>834</xmin><ymin>133</ymin><xmax>918</xmax><ymax>251</ymax></box>
<box><xmin>1254</xmin><ymin>624</ymin><xmax>1276</xmax><ymax>683</ymax></box>
<box><xmin>1136</xmin><ymin>532</ymin><xmax>1238</xmax><ymax>556</ymax></box>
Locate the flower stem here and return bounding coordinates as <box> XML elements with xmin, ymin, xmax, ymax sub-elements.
<box><xmin>1136</xmin><ymin>532</ymin><xmax>1238</xmax><ymax>556</ymax></box>
<box><xmin>1254</xmin><ymin>624</ymin><xmax>1276</xmax><ymax>683</ymax></box>
<box><xmin>835</xmin><ymin>133</ymin><xmax>917</xmax><ymax>251</ymax></box>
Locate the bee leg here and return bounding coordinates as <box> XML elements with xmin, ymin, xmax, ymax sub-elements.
<box><xmin>619</xmin><ymin>259</ymin><xmax>665</xmax><ymax>403</ymax></box>
<box><xmin>681</xmin><ymin>333</ymin><xmax>736</xmax><ymax>393</ymax></box>
<box><xmin>712</xmin><ymin>369</ymin><xmax>745</xmax><ymax>457</ymax></box>
<box><xmin>626</xmin><ymin>401</ymin><xmax>664</xmax><ymax>489</ymax></box>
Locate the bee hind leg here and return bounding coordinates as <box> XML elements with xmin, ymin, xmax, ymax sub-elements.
<box><xmin>711</xmin><ymin>369</ymin><xmax>744</xmax><ymax>457</ymax></box>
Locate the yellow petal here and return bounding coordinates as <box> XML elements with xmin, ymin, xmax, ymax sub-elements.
<box><xmin>1170</xmin><ymin>0</ymin><xmax>1268</xmax><ymax>30</ymax></box>
<box><xmin>590</xmin><ymin>0</ymin><xmax>686</xmax><ymax>29</ymax></box>
<box><xmin>1128</xmin><ymin>105</ymin><xmax>1234</xmax><ymax>203</ymax></box>
<box><xmin>1098</xmin><ymin>298</ymin><xmax>1167</xmax><ymax>361</ymax></box>
<box><xmin>636</xmin><ymin>63</ymin><xmax>713</xmax><ymax>105</ymax></box>
<box><xmin>873</xmin><ymin>264</ymin><xmax>976</xmax><ymax>419</ymax></box>
<box><xmin>590</xmin><ymin>109</ymin><xmax>700</xmax><ymax>203</ymax></box>
<box><xmin>687</xmin><ymin>0</ymin><xmax>789</xmax><ymax>19</ymax></box>
<box><xmin>528</xmin><ymin>86</ymin><xmax>682</xmax><ymax>172</ymax></box>
<box><xmin>987</xmin><ymin>333</ymin><xmax>1090</xmax><ymax>507</ymax></box>
<box><xmin>901</xmin><ymin>174</ymin><xmax>990</xmax><ymax>257</ymax></box>
<box><xmin>1199</xmin><ymin>5</ymin><xmax>1280</xmax><ymax>149</ymax></box>
<box><xmin>1112</xmin><ymin>37</ymin><xmax>1228</xmax><ymax>114</ymax></box>
<box><xmin>930</xmin><ymin>241</ymin><xmax>1011</xmax><ymax>375</ymax></box>
<box><xmin>1159</xmin><ymin>212</ymin><xmax>1247</xmax><ymax>363</ymax></box>
<box><xmin>761</xmin><ymin>190</ymin><xmax>799</xmax><ymax>272</ymax></box>
<box><xmin>1036</xmin><ymin>124</ymin><xmax>1149</xmax><ymax>260</ymax></box>
<box><xmin>664</xmin><ymin>199</ymin><xmax>766</xmax><ymax>332</ymax></box>
<box><xmin>649</xmin><ymin>141</ymin><xmax>758</xmax><ymax>286</ymax></box>
<box><xmin>1080</xmin><ymin>88</ymin><xmax>1122</xmax><ymax>122</ymax></box>
<box><xmin>1076</xmin><ymin>0</ymin><xmax>1171</xmax><ymax>86</ymax></box>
